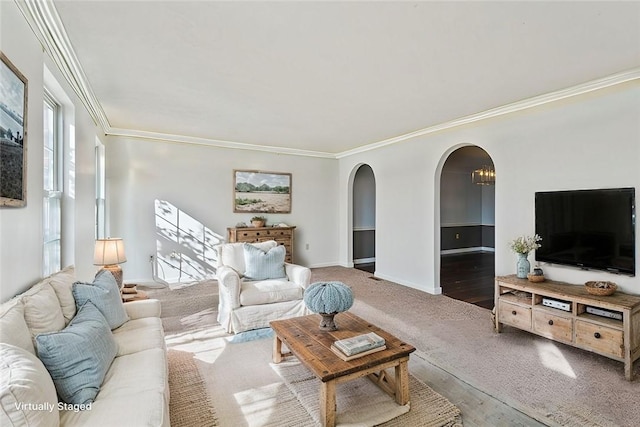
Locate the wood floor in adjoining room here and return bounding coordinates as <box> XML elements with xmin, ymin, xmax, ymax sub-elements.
<box><xmin>355</xmin><ymin>254</ymin><xmax>496</xmax><ymax>309</ymax></box>
<box><xmin>440</xmin><ymin>251</ymin><xmax>495</xmax><ymax>310</ymax></box>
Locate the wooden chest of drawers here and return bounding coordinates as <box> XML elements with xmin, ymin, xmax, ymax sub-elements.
<box><xmin>227</xmin><ymin>226</ymin><xmax>296</xmax><ymax>263</ymax></box>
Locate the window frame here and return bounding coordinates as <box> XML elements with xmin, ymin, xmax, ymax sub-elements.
<box><xmin>43</xmin><ymin>90</ymin><xmax>62</xmax><ymax>276</ymax></box>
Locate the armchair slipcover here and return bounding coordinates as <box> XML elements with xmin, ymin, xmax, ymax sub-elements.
<box><xmin>216</xmin><ymin>240</ymin><xmax>311</xmax><ymax>333</ymax></box>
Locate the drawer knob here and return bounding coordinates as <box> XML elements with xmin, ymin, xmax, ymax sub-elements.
<box><xmin>512</xmin><ymin>310</ymin><xmax>517</xmax><ymax>316</ymax></box>
<box><xmin>594</xmin><ymin>332</ymin><xmax>601</xmax><ymax>339</ymax></box>
<box><xmin>548</xmin><ymin>320</ymin><xmax>554</xmax><ymax>326</ymax></box>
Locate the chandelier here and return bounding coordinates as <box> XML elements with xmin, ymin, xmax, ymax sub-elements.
<box><xmin>471</xmin><ymin>165</ymin><xmax>495</xmax><ymax>185</ymax></box>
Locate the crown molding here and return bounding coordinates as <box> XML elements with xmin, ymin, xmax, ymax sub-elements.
<box><xmin>16</xmin><ymin>0</ymin><xmax>639</xmax><ymax>160</ymax></box>
<box><xmin>16</xmin><ymin>0</ymin><xmax>111</xmax><ymax>131</ymax></box>
<box><xmin>106</xmin><ymin>128</ymin><xmax>337</xmax><ymax>159</ymax></box>
<box><xmin>335</xmin><ymin>68</ymin><xmax>640</xmax><ymax>159</ymax></box>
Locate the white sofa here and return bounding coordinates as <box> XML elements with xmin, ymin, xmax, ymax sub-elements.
<box><xmin>0</xmin><ymin>266</ymin><xmax>169</xmax><ymax>427</ymax></box>
<box><xmin>216</xmin><ymin>240</ymin><xmax>311</xmax><ymax>333</ymax></box>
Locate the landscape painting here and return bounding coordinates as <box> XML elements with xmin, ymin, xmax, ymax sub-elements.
<box><xmin>1</xmin><ymin>53</ymin><xmax>27</xmax><ymax>207</ymax></box>
<box><xmin>234</xmin><ymin>170</ymin><xmax>291</xmax><ymax>213</ymax></box>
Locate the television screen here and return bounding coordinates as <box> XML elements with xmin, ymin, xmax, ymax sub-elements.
<box><xmin>535</xmin><ymin>188</ymin><xmax>635</xmax><ymax>276</ymax></box>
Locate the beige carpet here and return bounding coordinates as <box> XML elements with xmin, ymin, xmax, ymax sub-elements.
<box><xmin>151</xmin><ymin>267</ymin><xmax>640</xmax><ymax>427</ymax></box>
<box><xmin>311</xmin><ymin>267</ymin><xmax>640</xmax><ymax>427</ymax></box>
<box><xmin>153</xmin><ymin>278</ymin><xmax>461</xmax><ymax>427</ymax></box>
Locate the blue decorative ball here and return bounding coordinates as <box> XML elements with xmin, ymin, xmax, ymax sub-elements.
<box><xmin>304</xmin><ymin>281</ymin><xmax>354</xmax><ymax>314</ymax></box>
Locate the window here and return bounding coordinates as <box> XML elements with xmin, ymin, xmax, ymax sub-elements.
<box><xmin>43</xmin><ymin>91</ymin><xmax>61</xmax><ymax>276</ymax></box>
<box><xmin>95</xmin><ymin>140</ymin><xmax>106</xmax><ymax>238</ymax></box>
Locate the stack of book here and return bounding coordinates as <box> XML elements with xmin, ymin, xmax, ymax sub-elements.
<box><xmin>331</xmin><ymin>332</ymin><xmax>386</xmax><ymax>361</ymax></box>
<box><xmin>121</xmin><ymin>284</ymin><xmax>138</xmax><ymax>302</ymax></box>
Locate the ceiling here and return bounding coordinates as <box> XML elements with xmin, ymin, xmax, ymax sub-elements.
<box><xmin>49</xmin><ymin>1</ymin><xmax>640</xmax><ymax>157</ymax></box>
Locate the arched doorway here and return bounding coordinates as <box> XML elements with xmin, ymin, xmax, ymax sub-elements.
<box><xmin>439</xmin><ymin>146</ymin><xmax>495</xmax><ymax>308</ymax></box>
<box><xmin>352</xmin><ymin>164</ymin><xmax>376</xmax><ymax>273</ymax></box>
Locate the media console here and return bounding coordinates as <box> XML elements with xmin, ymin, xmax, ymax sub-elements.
<box><xmin>495</xmin><ymin>275</ymin><xmax>640</xmax><ymax>380</ymax></box>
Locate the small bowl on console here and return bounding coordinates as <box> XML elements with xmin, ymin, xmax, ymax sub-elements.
<box><xmin>527</xmin><ymin>273</ymin><xmax>545</xmax><ymax>283</ymax></box>
<box><xmin>585</xmin><ymin>281</ymin><xmax>617</xmax><ymax>296</ymax></box>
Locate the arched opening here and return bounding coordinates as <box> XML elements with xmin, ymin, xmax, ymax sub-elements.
<box><xmin>439</xmin><ymin>146</ymin><xmax>495</xmax><ymax>308</ymax></box>
<box><xmin>352</xmin><ymin>164</ymin><xmax>376</xmax><ymax>273</ymax></box>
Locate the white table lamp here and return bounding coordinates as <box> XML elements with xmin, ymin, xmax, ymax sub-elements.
<box><xmin>94</xmin><ymin>238</ymin><xmax>127</xmax><ymax>287</ymax></box>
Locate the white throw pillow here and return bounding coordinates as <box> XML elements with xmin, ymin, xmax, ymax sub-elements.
<box><xmin>0</xmin><ymin>298</ymin><xmax>36</xmax><ymax>355</ymax></box>
<box><xmin>243</xmin><ymin>243</ymin><xmax>286</xmax><ymax>280</ymax></box>
<box><xmin>22</xmin><ymin>283</ymin><xmax>66</xmax><ymax>341</ymax></box>
<box><xmin>219</xmin><ymin>240</ymin><xmax>278</xmax><ymax>276</ymax></box>
<box><xmin>0</xmin><ymin>343</ymin><xmax>59</xmax><ymax>427</ymax></box>
<box><xmin>47</xmin><ymin>265</ymin><xmax>77</xmax><ymax>324</ymax></box>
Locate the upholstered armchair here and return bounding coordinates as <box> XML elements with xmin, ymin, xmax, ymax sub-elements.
<box><xmin>215</xmin><ymin>240</ymin><xmax>311</xmax><ymax>333</ymax></box>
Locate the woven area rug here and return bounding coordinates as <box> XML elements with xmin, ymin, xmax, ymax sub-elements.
<box><xmin>167</xmin><ymin>349</ymin><xmax>218</xmax><ymax>427</ymax></box>
<box><xmin>272</xmin><ymin>359</ymin><xmax>462</xmax><ymax>427</ymax></box>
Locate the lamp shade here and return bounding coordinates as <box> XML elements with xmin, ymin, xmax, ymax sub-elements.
<box><xmin>93</xmin><ymin>238</ymin><xmax>127</xmax><ymax>266</ymax></box>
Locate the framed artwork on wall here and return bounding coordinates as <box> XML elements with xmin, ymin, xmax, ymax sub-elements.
<box><xmin>1</xmin><ymin>52</ymin><xmax>28</xmax><ymax>207</ymax></box>
<box><xmin>233</xmin><ymin>170</ymin><xmax>292</xmax><ymax>213</ymax></box>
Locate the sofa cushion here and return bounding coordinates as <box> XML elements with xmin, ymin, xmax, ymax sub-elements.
<box><xmin>35</xmin><ymin>301</ymin><xmax>118</xmax><ymax>405</ymax></box>
<box><xmin>59</xmin><ymin>390</ymin><xmax>169</xmax><ymax>427</ymax></box>
<box><xmin>0</xmin><ymin>298</ymin><xmax>36</xmax><ymax>355</ymax></box>
<box><xmin>240</xmin><ymin>279</ymin><xmax>303</xmax><ymax>306</ymax></box>
<box><xmin>112</xmin><ymin>317</ymin><xmax>166</xmax><ymax>356</ymax></box>
<box><xmin>0</xmin><ymin>343</ymin><xmax>59</xmax><ymax>427</ymax></box>
<box><xmin>218</xmin><ymin>240</ymin><xmax>278</xmax><ymax>276</ymax></box>
<box><xmin>47</xmin><ymin>265</ymin><xmax>77</xmax><ymax>323</ymax></box>
<box><xmin>243</xmin><ymin>243</ymin><xmax>286</xmax><ymax>280</ymax></box>
<box><xmin>98</xmin><ymin>348</ymin><xmax>168</xmax><ymax>399</ymax></box>
<box><xmin>22</xmin><ymin>282</ymin><xmax>66</xmax><ymax>340</ymax></box>
<box><xmin>73</xmin><ymin>270</ymin><xmax>129</xmax><ymax>330</ymax></box>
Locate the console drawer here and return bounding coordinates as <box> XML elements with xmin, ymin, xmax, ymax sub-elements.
<box><xmin>499</xmin><ymin>300</ymin><xmax>531</xmax><ymax>330</ymax></box>
<box><xmin>575</xmin><ymin>320</ymin><xmax>623</xmax><ymax>358</ymax></box>
<box><xmin>533</xmin><ymin>310</ymin><xmax>573</xmax><ymax>343</ymax></box>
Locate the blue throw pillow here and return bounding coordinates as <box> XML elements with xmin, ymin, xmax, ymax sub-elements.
<box><xmin>35</xmin><ymin>300</ymin><xmax>117</xmax><ymax>405</ymax></box>
<box><xmin>72</xmin><ymin>269</ymin><xmax>129</xmax><ymax>330</ymax></box>
<box><xmin>243</xmin><ymin>243</ymin><xmax>286</xmax><ymax>280</ymax></box>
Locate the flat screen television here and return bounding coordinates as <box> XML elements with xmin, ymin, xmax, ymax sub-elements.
<box><xmin>535</xmin><ymin>187</ymin><xmax>636</xmax><ymax>276</ymax></box>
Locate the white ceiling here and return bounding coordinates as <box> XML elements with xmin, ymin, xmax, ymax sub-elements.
<box><xmin>52</xmin><ymin>1</ymin><xmax>640</xmax><ymax>156</ymax></box>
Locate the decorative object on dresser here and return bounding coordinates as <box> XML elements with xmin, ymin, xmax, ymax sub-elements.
<box><xmin>508</xmin><ymin>234</ymin><xmax>542</xmax><ymax>278</ymax></box>
<box><xmin>93</xmin><ymin>238</ymin><xmax>127</xmax><ymax>288</ymax></box>
<box><xmin>495</xmin><ymin>274</ymin><xmax>640</xmax><ymax>380</ymax></box>
<box><xmin>303</xmin><ymin>281</ymin><xmax>354</xmax><ymax>331</ymax></box>
<box><xmin>250</xmin><ymin>215</ymin><xmax>266</xmax><ymax>227</ymax></box>
<box><xmin>227</xmin><ymin>225</ymin><xmax>295</xmax><ymax>263</ymax></box>
<box><xmin>233</xmin><ymin>169</ymin><xmax>292</xmax><ymax>213</ymax></box>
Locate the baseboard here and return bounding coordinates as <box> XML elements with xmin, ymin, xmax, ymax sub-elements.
<box><xmin>373</xmin><ymin>272</ymin><xmax>442</xmax><ymax>295</ymax></box>
<box><xmin>354</xmin><ymin>257</ymin><xmax>376</xmax><ymax>264</ymax></box>
<box><xmin>441</xmin><ymin>247</ymin><xmax>495</xmax><ymax>255</ymax></box>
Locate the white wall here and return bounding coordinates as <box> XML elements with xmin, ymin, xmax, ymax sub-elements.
<box><xmin>0</xmin><ymin>1</ymin><xmax>103</xmax><ymax>302</ymax></box>
<box><xmin>105</xmin><ymin>137</ymin><xmax>340</xmax><ymax>282</ymax></box>
<box><xmin>339</xmin><ymin>81</ymin><xmax>640</xmax><ymax>295</ymax></box>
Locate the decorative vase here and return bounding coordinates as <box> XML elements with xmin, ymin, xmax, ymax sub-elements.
<box><xmin>516</xmin><ymin>253</ymin><xmax>530</xmax><ymax>279</ymax></box>
<box><xmin>318</xmin><ymin>313</ymin><xmax>338</xmax><ymax>331</ymax></box>
<box><xmin>304</xmin><ymin>281</ymin><xmax>354</xmax><ymax>331</ymax></box>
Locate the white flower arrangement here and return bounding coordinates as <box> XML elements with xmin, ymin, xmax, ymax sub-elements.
<box><xmin>509</xmin><ymin>234</ymin><xmax>542</xmax><ymax>254</ymax></box>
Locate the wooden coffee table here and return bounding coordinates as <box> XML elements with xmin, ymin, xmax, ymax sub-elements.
<box><xmin>270</xmin><ymin>312</ymin><xmax>416</xmax><ymax>427</ymax></box>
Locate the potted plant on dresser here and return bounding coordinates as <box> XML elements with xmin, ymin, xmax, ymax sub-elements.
<box><xmin>251</xmin><ymin>216</ymin><xmax>266</xmax><ymax>227</ymax></box>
